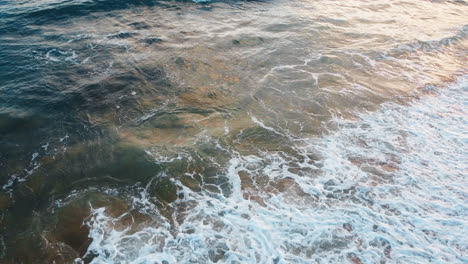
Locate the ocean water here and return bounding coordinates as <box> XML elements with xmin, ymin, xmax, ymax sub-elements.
<box><xmin>83</xmin><ymin>77</ymin><xmax>468</xmax><ymax>264</ymax></box>
<box><xmin>0</xmin><ymin>0</ymin><xmax>467</xmax><ymax>263</ymax></box>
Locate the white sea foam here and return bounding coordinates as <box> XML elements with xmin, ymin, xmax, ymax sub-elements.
<box><xmin>45</xmin><ymin>48</ymin><xmax>79</xmax><ymax>63</ymax></box>
<box><xmin>83</xmin><ymin>77</ymin><xmax>467</xmax><ymax>264</ymax></box>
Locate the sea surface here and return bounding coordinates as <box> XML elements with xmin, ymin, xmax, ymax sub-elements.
<box><xmin>0</xmin><ymin>0</ymin><xmax>467</xmax><ymax>263</ymax></box>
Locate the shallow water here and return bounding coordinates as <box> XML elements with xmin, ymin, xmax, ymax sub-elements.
<box><xmin>0</xmin><ymin>0</ymin><xmax>467</xmax><ymax>263</ymax></box>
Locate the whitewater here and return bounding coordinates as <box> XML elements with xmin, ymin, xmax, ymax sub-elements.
<box><xmin>81</xmin><ymin>78</ymin><xmax>468</xmax><ymax>264</ymax></box>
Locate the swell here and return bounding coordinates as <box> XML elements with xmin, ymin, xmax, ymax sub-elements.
<box><xmin>1</xmin><ymin>0</ymin><xmax>170</xmax><ymax>18</ymax></box>
<box><xmin>0</xmin><ymin>0</ymin><xmax>172</xmax><ymax>33</ymax></box>
<box><xmin>0</xmin><ymin>0</ymin><xmax>256</xmax><ymax>22</ymax></box>
<box><xmin>384</xmin><ymin>24</ymin><xmax>468</xmax><ymax>56</ymax></box>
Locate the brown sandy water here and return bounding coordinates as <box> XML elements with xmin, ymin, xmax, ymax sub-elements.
<box><xmin>0</xmin><ymin>0</ymin><xmax>467</xmax><ymax>263</ymax></box>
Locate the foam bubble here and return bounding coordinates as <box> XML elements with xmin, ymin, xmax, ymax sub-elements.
<box><xmin>82</xmin><ymin>77</ymin><xmax>467</xmax><ymax>264</ymax></box>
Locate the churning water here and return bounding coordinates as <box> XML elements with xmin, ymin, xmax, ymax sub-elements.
<box><xmin>82</xmin><ymin>77</ymin><xmax>468</xmax><ymax>264</ymax></box>
<box><xmin>0</xmin><ymin>0</ymin><xmax>467</xmax><ymax>263</ymax></box>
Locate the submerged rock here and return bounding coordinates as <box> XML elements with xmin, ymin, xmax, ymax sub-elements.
<box><xmin>54</xmin><ymin>200</ymin><xmax>93</xmax><ymax>256</ymax></box>
<box><xmin>0</xmin><ymin>193</ymin><xmax>11</xmax><ymax>210</ymax></box>
<box><xmin>142</xmin><ymin>37</ymin><xmax>163</xmax><ymax>45</ymax></box>
<box><xmin>180</xmin><ymin>175</ymin><xmax>201</xmax><ymax>192</ymax></box>
<box><xmin>149</xmin><ymin>177</ymin><xmax>178</xmax><ymax>204</ymax></box>
<box><xmin>49</xmin><ymin>193</ymin><xmax>131</xmax><ymax>262</ymax></box>
<box><xmin>24</xmin><ymin>141</ymin><xmax>162</xmax><ymax>197</ymax></box>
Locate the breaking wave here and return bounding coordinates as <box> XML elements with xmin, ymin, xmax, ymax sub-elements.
<box><xmin>81</xmin><ymin>77</ymin><xmax>468</xmax><ymax>264</ymax></box>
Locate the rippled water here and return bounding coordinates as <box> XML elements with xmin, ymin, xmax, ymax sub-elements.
<box><xmin>0</xmin><ymin>0</ymin><xmax>467</xmax><ymax>263</ymax></box>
